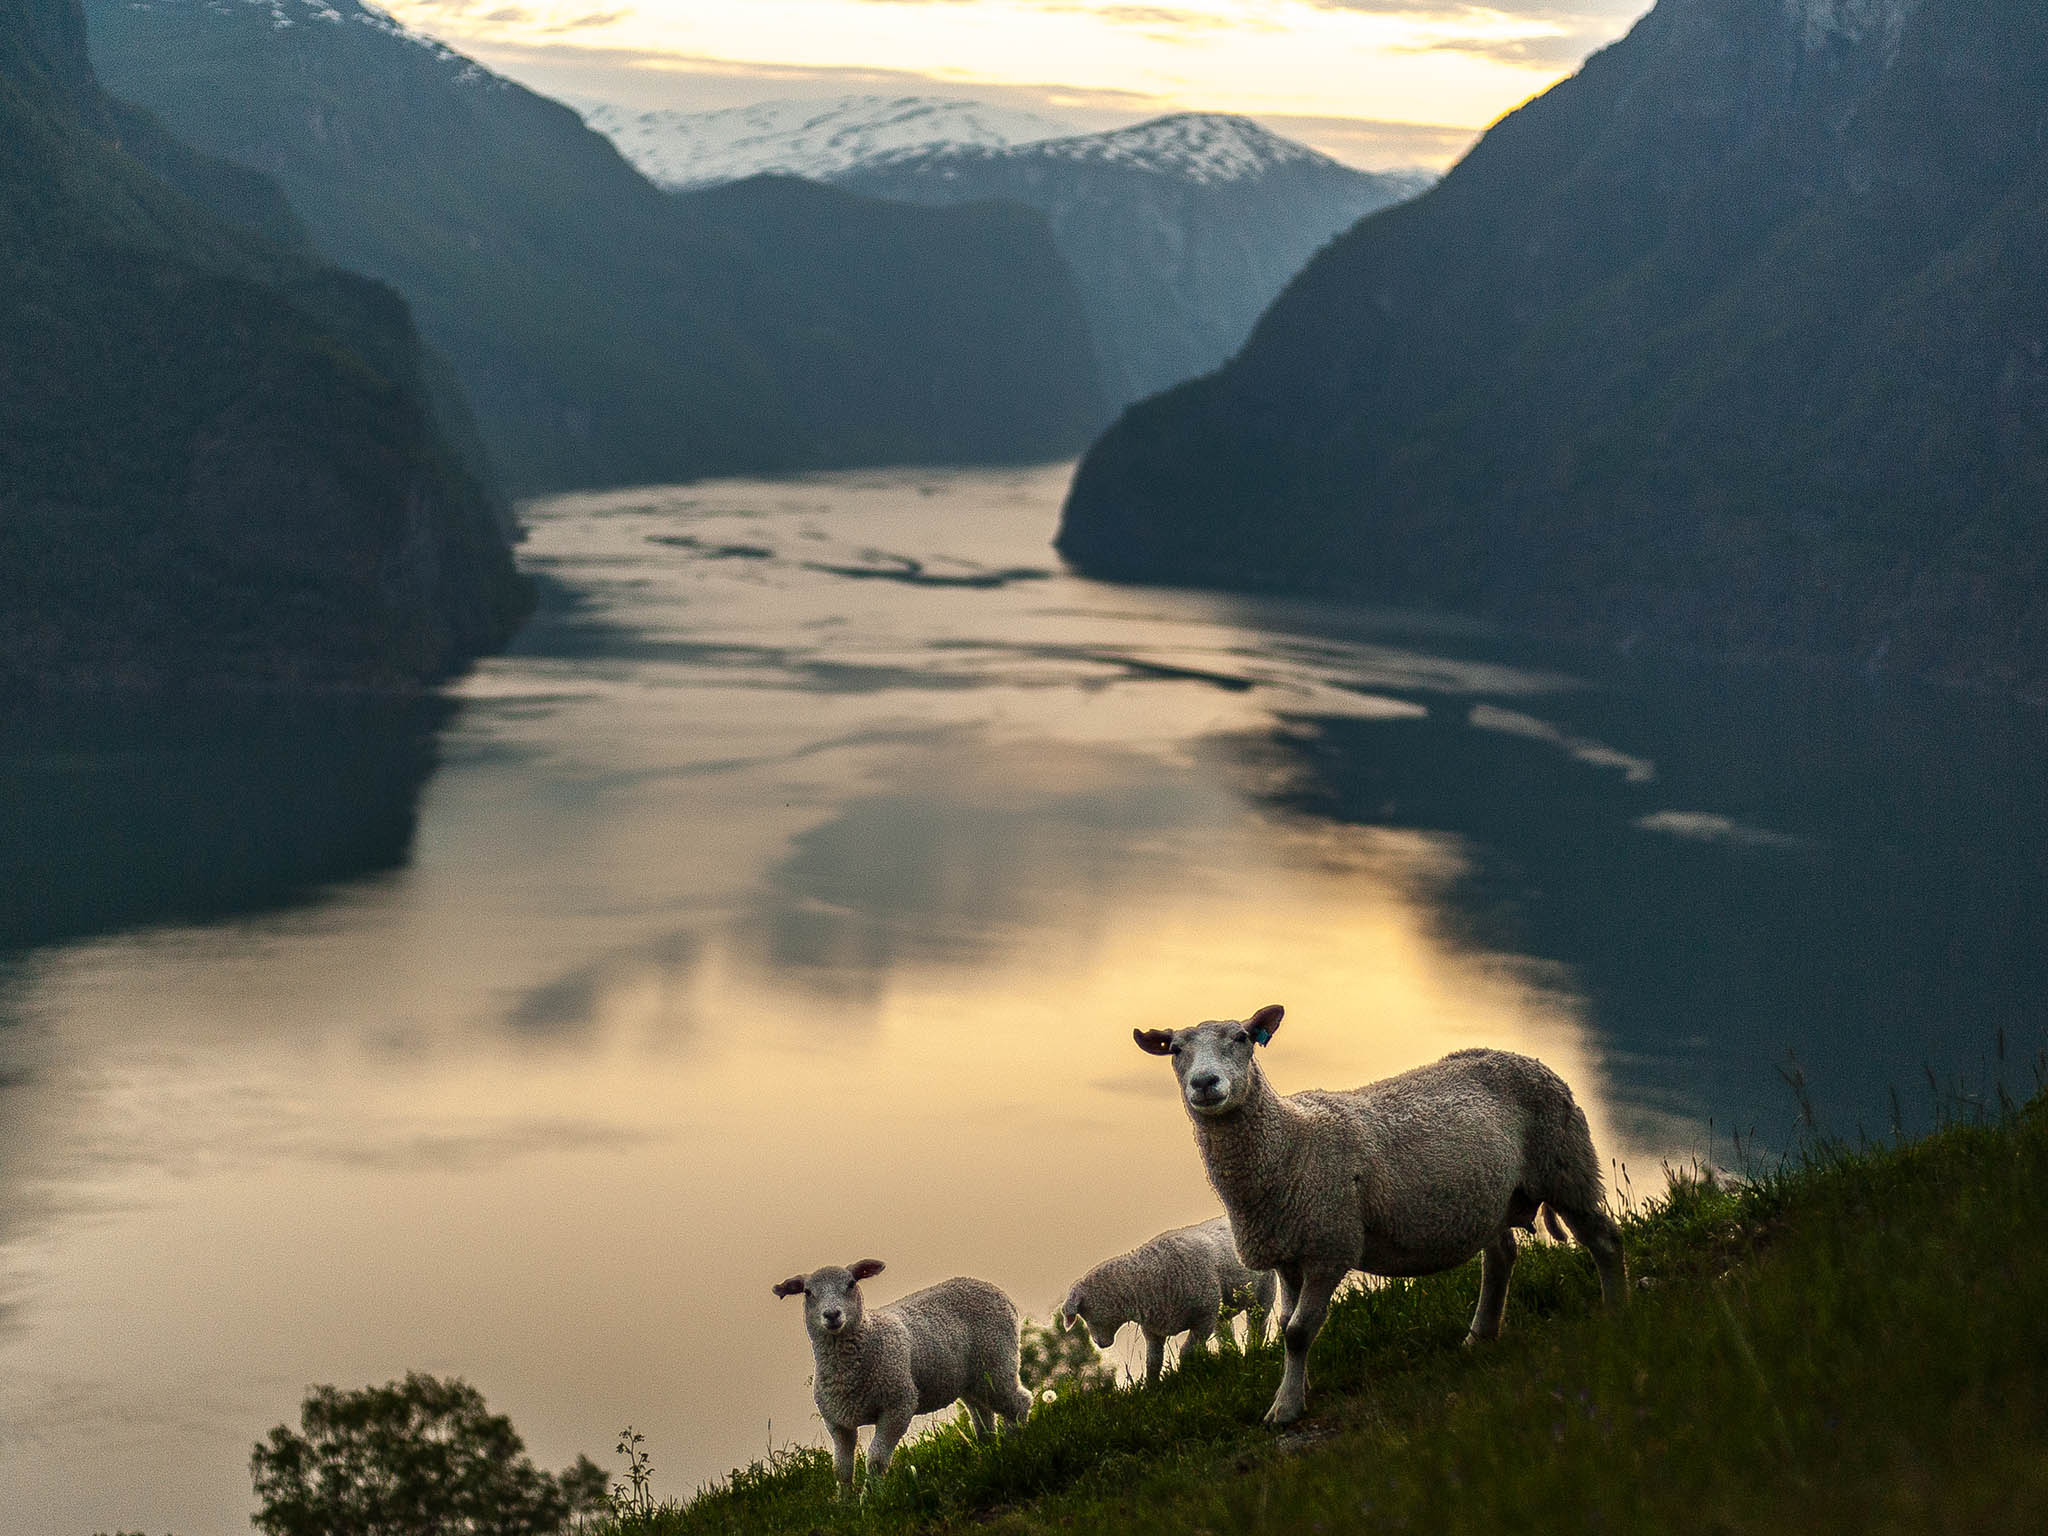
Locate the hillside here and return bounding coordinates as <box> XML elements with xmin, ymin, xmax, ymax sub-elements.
<box><xmin>837</xmin><ymin>115</ymin><xmax>1427</xmax><ymax>408</ymax></box>
<box><xmin>1058</xmin><ymin>0</ymin><xmax>2048</xmax><ymax>696</ymax></box>
<box><xmin>581</xmin><ymin>94</ymin><xmax>1075</xmax><ymax>190</ymax></box>
<box><xmin>0</xmin><ymin>0</ymin><xmax>525</xmax><ymax>692</ymax></box>
<box><xmin>585</xmin><ymin>1097</ymin><xmax>2048</xmax><ymax>1534</ymax></box>
<box><xmin>84</xmin><ymin>1</ymin><xmax>1107</xmax><ymax>491</ymax></box>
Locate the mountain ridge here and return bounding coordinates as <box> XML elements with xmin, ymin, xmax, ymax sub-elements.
<box><xmin>580</xmin><ymin>92</ymin><xmax>1077</xmax><ymax>190</ymax></box>
<box><xmin>835</xmin><ymin>113</ymin><xmax>1427</xmax><ymax>409</ymax></box>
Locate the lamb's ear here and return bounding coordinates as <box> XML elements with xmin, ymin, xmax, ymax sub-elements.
<box><xmin>1134</xmin><ymin>1028</ymin><xmax>1176</xmax><ymax>1056</ymax></box>
<box><xmin>1059</xmin><ymin>1286</ymin><xmax>1084</xmax><ymax>1326</ymax></box>
<box><xmin>848</xmin><ymin>1258</ymin><xmax>886</xmax><ymax>1282</ymax></box>
<box><xmin>1247</xmin><ymin>1005</ymin><xmax>1284</xmax><ymax>1046</ymax></box>
<box><xmin>772</xmin><ymin>1276</ymin><xmax>808</xmax><ymax>1299</ymax></box>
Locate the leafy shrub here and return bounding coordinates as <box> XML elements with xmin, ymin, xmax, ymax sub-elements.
<box><xmin>250</xmin><ymin>1371</ymin><xmax>604</xmax><ymax>1536</ymax></box>
<box><xmin>1017</xmin><ymin>1315</ymin><xmax>1117</xmax><ymax>1398</ymax></box>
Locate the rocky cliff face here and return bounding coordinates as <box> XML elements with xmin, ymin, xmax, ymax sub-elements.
<box><xmin>836</xmin><ymin>115</ymin><xmax>1427</xmax><ymax>409</ymax></box>
<box><xmin>1058</xmin><ymin>0</ymin><xmax>2048</xmax><ymax>695</ymax></box>
<box><xmin>1</xmin><ymin>0</ymin><xmax>527</xmax><ymax>691</ymax></box>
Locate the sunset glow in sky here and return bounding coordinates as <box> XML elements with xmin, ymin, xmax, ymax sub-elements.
<box><xmin>381</xmin><ymin>0</ymin><xmax>1651</xmax><ymax>168</ymax></box>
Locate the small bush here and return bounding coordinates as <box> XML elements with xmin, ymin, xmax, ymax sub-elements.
<box><xmin>250</xmin><ymin>1371</ymin><xmax>603</xmax><ymax>1536</ymax></box>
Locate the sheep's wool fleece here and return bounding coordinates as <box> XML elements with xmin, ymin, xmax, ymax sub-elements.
<box><xmin>813</xmin><ymin>1277</ymin><xmax>1022</xmax><ymax>1429</ymax></box>
<box><xmin>1196</xmin><ymin>1048</ymin><xmax>1607</xmax><ymax>1276</ymax></box>
<box><xmin>1077</xmin><ymin>1216</ymin><xmax>1268</xmax><ymax>1337</ymax></box>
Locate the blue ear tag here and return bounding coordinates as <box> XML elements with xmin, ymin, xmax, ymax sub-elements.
<box><xmin>1250</xmin><ymin>1026</ymin><xmax>1271</xmax><ymax>1046</ymax></box>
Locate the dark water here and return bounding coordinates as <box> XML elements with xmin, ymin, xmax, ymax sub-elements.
<box><xmin>1</xmin><ymin>464</ymin><xmax>2041</xmax><ymax>1533</ymax></box>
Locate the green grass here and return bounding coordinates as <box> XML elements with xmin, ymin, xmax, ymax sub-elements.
<box><xmin>595</xmin><ymin>1098</ymin><xmax>2048</xmax><ymax>1535</ymax></box>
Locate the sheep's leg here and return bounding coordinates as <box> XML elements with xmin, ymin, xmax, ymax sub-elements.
<box><xmin>1184</xmin><ymin>1313</ymin><xmax>1215</xmax><ymax>1359</ymax></box>
<box><xmin>1252</xmin><ymin>1271</ymin><xmax>1280</xmax><ymax>1346</ymax></box>
<box><xmin>996</xmin><ymin>1376</ymin><xmax>1033</xmax><ymax>1431</ymax></box>
<box><xmin>866</xmin><ymin>1404</ymin><xmax>915</xmax><ymax>1483</ymax></box>
<box><xmin>967</xmin><ymin>1403</ymin><xmax>995</xmax><ymax>1439</ymax></box>
<box><xmin>1556</xmin><ymin>1203</ymin><xmax>1629</xmax><ymax>1307</ymax></box>
<box><xmin>1266</xmin><ymin>1261</ymin><xmax>1345</xmax><ymax>1427</ymax></box>
<box><xmin>1465</xmin><ymin>1229</ymin><xmax>1517</xmax><ymax>1344</ymax></box>
<box><xmin>1142</xmin><ymin>1330</ymin><xmax>1167</xmax><ymax>1385</ymax></box>
<box><xmin>828</xmin><ymin>1424</ymin><xmax>858</xmax><ymax>1494</ymax></box>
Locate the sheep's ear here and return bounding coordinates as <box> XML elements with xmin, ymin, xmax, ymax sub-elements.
<box><xmin>849</xmin><ymin>1258</ymin><xmax>886</xmax><ymax>1282</ymax></box>
<box><xmin>772</xmin><ymin>1276</ymin><xmax>808</xmax><ymax>1299</ymax></box>
<box><xmin>1134</xmin><ymin>1028</ymin><xmax>1176</xmax><ymax>1056</ymax></box>
<box><xmin>1059</xmin><ymin>1287</ymin><xmax>1084</xmax><ymax>1326</ymax></box>
<box><xmin>1248</xmin><ymin>1005</ymin><xmax>1283</xmax><ymax>1045</ymax></box>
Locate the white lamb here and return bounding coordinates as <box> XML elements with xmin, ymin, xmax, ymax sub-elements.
<box><xmin>1136</xmin><ymin>1004</ymin><xmax>1626</xmax><ymax>1426</ymax></box>
<box><xmin>772</xmin><ymin>1260</ymin><xmax>1032</xmax><ymax>1491</ymax></box>
<box><xmin>1059</xmin><ymin>1216</ymin><xmax>1278</xmax><ymax>1385</ymax></box>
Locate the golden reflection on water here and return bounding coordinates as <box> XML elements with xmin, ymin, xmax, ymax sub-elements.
<box><xmin>0</xmin><ymin>465</ymin><xmax>1678</xmax><ymax>1535</ymax></box>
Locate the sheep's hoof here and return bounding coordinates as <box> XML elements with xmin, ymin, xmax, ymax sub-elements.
<box><xmin>1262</xmin><ymin>1397</ymin><xmax>1306</xmax><ymax>1428</ymax></box>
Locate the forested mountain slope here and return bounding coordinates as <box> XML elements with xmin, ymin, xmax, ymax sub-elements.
<box><xmin>1059</xmin><ymin>0</ymin><xmax>2048</xmax><ymax>694</ymax></box>
<box><xmin>1</xmin><ymin>0</ymin><xmax>525</xmax><ymax>691</ymax></box>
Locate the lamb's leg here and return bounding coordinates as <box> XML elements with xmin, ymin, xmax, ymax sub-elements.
<box><xmin>1556</xmin><ymin>1203</ymin><xmax>1629</xmax><ymax>1307</ymax></box>
<box><xmin>866</xmin><ymin>1404</ymin><xmax>915</xmax><ymax>1483</ymax></box>
<box><xmin>997</xmin><ymin>1376</ymin><xmax>1033</xmax><ymax>1431</ymax></box>
<box><xmin>828</xmin><ymin>1424</ymin><xmax>858</xmax><ymax>1494</ymax></box>
<box><xmin>1185</xmin><ymin>1311</ymin><xmax>1216</xmax><ymax>1359</ymax></box>
<box><xmin>1142</xmin><ymin>1330</ymin><xmax>1167</xmax><ymax>1385</ymax></box>
<box><xmin>1253</xmin><ymin>1271</ymin><xmax>1279</xmax><ymax>1346</ymax></box>
<box><xmin>967</xmin><ymin>1403</ymin><xmax>995</xmax><ymax>1439</ymax></box>
<box><xmin>1465</xmin><ymin>1229</ymin><xmax>1517</xmax><ymax>1344</ymax></box>
<box><xmin>1267</xmin><ymin>1261</ymin><xmax>1346</xmax><ymax>1427</ymax></box>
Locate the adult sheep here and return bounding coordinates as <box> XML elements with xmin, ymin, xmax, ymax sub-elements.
<box><xmin>773</xmin><ymin>1260</ymin><xmax>1031</xmax><ymax>1492</ymax></box>
<box><xmin>1135</xmin><ymin>1004</ymin><xmax>1625</xmax><ymax>1426</ymax></box>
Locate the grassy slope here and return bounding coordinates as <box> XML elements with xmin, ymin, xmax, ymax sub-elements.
<box><xmin>604</xmin><ymin>1099</ymin><xmax>2048</xmax><ymax>1535</ymax></box>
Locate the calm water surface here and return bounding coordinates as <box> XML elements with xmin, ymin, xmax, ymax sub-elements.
<box><xmin>2</xmin><ymin>463</ymin><xmax>2043</xmax><ymax>1533</ymax></box>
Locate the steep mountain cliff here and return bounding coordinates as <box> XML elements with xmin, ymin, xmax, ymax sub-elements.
<box><xmin>84</xmin><ymin>0</ymin><xmax>1107</xmax><ymax>490</ymax></box>
<box><xmin>1</xmin><ymin>0</ymin><xmax>526</xmax><ymax>691</ymax></box>
<box><xmin>836</xmin><ymin>115</ymin><xmax>1427</xmax><ymax>408</ymax></box>
<box><xmin>1059</xmin><ymin>0</ymin><xmax>2048</xmax><ymax>694</ymax></box>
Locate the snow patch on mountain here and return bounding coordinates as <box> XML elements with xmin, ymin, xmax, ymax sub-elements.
<box><xmin>1020</xmin><ymin>113</ymin><xmax>1339</xmax><ymax>185</ymax></box>
<box><xmin>143</xmin><ymin>0</ymin><xmax>508</xmax><ymax>83</ymax></box>
<box><xmin>578</xmin><ymin>95</ymin><xmax>1079</xmax><ymax>191</ymax></box>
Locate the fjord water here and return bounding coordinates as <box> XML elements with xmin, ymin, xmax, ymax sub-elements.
<box><xmin>2</xmin><ymin>464</ymin><xmax>2043</xmax><ymax>1533</ymax></box>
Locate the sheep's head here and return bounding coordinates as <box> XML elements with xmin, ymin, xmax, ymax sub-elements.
<box><xmin>1134</xmin><ymin>1005</ymin><xmax>1281</xmax><ymax>1118</ymax></box>
<box><xmin>772</xmin><ymin>1259</ymin><xmax>885</xmax><ymax>1337</ymax></box>
<box><xmin>1060</xmin><ymin>1283</ymin><xmax>1120</xmax><ymax>1349</ymax></box>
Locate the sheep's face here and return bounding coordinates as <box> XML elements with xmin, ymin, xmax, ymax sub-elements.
<box><xmin>1061</xmin><ymin>1286</ymin><xmax>1121</xmax><ymax>1349</ymax></box>
<box><xmin>1135</xmin><ymin>1006</ymin><xmax>1282</xmax><ymax>1119</ymax></box>
<box><xmin>773</xmin><ymin>1259</ymin><xmax>884</xmax><ymax>1338</ymax></box>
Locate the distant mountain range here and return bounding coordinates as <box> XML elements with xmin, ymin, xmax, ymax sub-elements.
<box><xmin>835</xmin><ymin>114</ymin><xmax>1431</xmax><ymax>408</ymax></box>
<box><xmin>584</xmin><ymin>97</ymin><xmax>1432</xmax><ymax>411</ymax></box>
<box><xmin>1</xmin><ymin>0</ymin><xmax>526</xmax><ymax>691</ymax></box>
<box><xmin>580</xmin><ymin>94</ymin><xmax>1077</xmax><ymax>190</ymax></box>
<box><xmin>1060</xmin><ymin>0</ymin><xmax>2048</xmax><ymax>695</ymax></box>
<box><xmin>84</xmin><ymin>1</ymin><xmax>1107</xmax><ymax>492</ymax></box>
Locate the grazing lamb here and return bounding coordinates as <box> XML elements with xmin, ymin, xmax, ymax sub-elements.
<box><xmin>1059</xmin><ymin>1216</ymin><xmax>1278</xmax><ymax>1385</ymax></box>
<box><xmin>772</xmin><ymin>1260</ymin><xmax>1032</xmax><ymax>1491</ymax></box>
<box><xmin>1135</xmin><ymin>1005</ymin><xmax>1626</xmax><ymax>1426</ymax></box>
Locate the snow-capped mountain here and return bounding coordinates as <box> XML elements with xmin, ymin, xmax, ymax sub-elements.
<box><xmin>838</xmin><ymin>114</ymin><xmax>1433</xmax><ymax>408</ymax></box>
<box><xmin>579</xmin><ymin>94</ymin><xmax>1077</xmax><ymax>191</ymax></box>
<box><xmin>862</xmin><ymin>112</ymin><xmax>1349</xmax><ymax>187</ymax></box>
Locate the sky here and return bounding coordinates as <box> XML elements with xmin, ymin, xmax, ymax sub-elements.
<box><xmin>379</xmin><ymin>0</ymin><xmax>1653</xmax><ymax>169</ymax></box>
